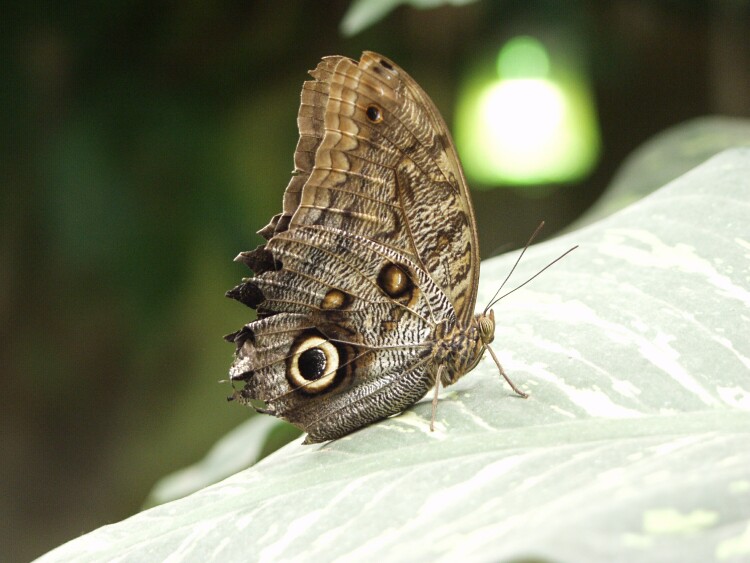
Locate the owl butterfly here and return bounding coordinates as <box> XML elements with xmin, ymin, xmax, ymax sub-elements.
<box><xmin>226</xmin><ymin>51</ymin><xmax>533</xmax><ymax>444</ymax></box>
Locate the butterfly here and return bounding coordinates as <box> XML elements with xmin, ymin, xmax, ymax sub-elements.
<box><xmin>225</xmin><ymin>51</ymin><xmax>529</xmax><ymax>444</ymax></box>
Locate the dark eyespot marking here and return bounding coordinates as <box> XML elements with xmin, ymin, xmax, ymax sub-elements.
<box><xmin>321</xmin><ymin>288</ymin><xmax>352</xmax><ymax>310</ymax></box>
<box><xmin>298</xmin><ymin>347</ymin><xmax>327</xmax><ymax>380</ymax></box>
<box><xmin>380</xmin><ymin>59</ymin><xmax>394</xmax><ymax>70</ymax></box>
<box><xmin>377</xmin><ymin>262</ymin><xmax>413</xmax><ymax>299</ymax></box>
<box><xmin>366</xmin><ymin>105</ymin><xmax>383</xmax><ymax>123</ymax></box>
<box><xmin>286</xmin><ymin>331</ymin><xmax>353</xmax><ymax>395</ymax></box>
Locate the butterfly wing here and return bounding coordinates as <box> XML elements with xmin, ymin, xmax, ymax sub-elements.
<box><xmin>229</xmin><ymin>224</ymin><xmax>455</xmax><ymax>443</ymax></box>
<box><xmin>228</xmin><ymin>53</ymin><xmax>479</xmax><ymax>442</ymax></box>
<box><xmin>261</xmin><ymin>52</ymin><xmax>480</xmax><ymax>324</ymax></box>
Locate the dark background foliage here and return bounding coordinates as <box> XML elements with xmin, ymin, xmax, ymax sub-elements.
<box><xmin>8</xmin><ymin>1</ymin><xmax>749</xmax><ymax>560</ymax></box>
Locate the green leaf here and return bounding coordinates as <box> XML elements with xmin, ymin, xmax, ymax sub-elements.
<box><xmin>340</xmin><ymin>0</ymin><xmax>480</xmax><ymax>36</ymax></box>
<box><xmin>36</xmin><ymin>148</ymin><xmax>750</xmax><ymax>562</ymax></box>
<box><xmin>574</xmin><ymin>116</ymin><xmax>750</xmax><ymax>226</ymax></box>
<box><xmin>143</xmin><ymin>416</ymin><xmax>301</xmax><ymax>508</ymax></box>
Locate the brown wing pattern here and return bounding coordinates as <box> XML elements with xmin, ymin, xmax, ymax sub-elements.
<box><xmin>228</xmin><ymin>225</ymin><xmax>456</xmax><ymax>443</ymax></box>
<box><xmin>227</xmin><ymin>52</ymin><xmax>481</xmax><ymax>442</ymax></box>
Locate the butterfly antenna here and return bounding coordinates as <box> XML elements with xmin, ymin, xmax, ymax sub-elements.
<box><xmin>483</xmin><ymin>221</ymin><xmax>546</xmax><ymax>314</ymax></box>
<box><xmin>486</xmin><ymin>244</ymin><xmax>578</xmax><ymax>310</ymax></box>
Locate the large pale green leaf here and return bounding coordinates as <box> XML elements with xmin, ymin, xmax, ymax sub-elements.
<box><xmin>574</xmin><ymin>116</ymin><xmax>750</xmax><ymax>226</ymax></box>
<box><xmin>37</xmin><ymin>148</ymin><xmax>750</xmax><ymax>562</ymax></box>
<box><xmin>143</xmin><ymin>416</ymin><xmax>302</xmax><ymax>509</ymax></box>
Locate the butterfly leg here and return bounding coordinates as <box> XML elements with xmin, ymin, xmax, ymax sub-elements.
<box><xmin>485</xmin><ymin>345</ymin><xmax>528</xmax><ymax>398</ymax></box>
<box><xmin>430</xmin><ymin>365</ymin><xmax>444</xmax><ymax>431</ymax></box>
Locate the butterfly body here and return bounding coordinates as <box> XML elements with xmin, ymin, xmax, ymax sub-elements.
<box><xmin>433</xmin><ymin>312</ymin><xmax>495</xmax><ymax>386</ymax></box>
<box><xmin>227</xmin><ymin>52</ymin><xmax>500</xmax><ymax>443</ymax></box>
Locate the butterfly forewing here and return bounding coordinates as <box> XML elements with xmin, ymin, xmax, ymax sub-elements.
<box><xmin>290</xmin><ymin>52</ymin><xmax>480</xmax><ymax>322</ymax></box>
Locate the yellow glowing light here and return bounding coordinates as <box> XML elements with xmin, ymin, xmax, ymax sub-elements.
<box><xmin>481</xmin><ymin>79</ymin><xmax>565</xmax><ymax>170</ymax></box>
<box><xmin>455</xmin><ymin>36</ymin><xmax>601</xmax><ymax>186</ymax></box>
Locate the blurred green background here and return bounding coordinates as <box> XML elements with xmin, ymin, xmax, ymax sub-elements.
<box><xmin>9</xmin><ymin>1</ymin><xmax>750</xmax><ymax>560</ymax></box>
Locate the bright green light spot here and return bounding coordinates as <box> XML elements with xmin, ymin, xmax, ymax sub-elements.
<box><xmin>480</xmin><ymin>79</ymin><xmax>565</xmax><ymax>171</ymax></box>
<box><xmin>456</xmin><ymin>36</ymin><xmax>601</xmax><ymax>187</ymax></box>
<box><xmin>497</xmin><ymin>36</ymin><xmax>550</xmax><ymax>79</ymax></box>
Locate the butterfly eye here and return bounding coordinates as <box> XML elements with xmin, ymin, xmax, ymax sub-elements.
<box><xmin>477</xmin><ymin>313</ymin><xmax>495</xmax><ymax>344</ymax></box>
<box><xmin>366</xmin><ymin>104</ymin><xmax>383</xmax><ymax>123</ymax></box>
<box><xmin>287</xmin><ymin>334</ymin><xmax>341</xmax><ymax>393</ymax></box>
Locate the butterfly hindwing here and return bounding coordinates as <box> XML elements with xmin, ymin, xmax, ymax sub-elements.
<box><xmin>229</xmin><ymin>225</ymin><xmax>457</xmax><ymax>442</ymax></box>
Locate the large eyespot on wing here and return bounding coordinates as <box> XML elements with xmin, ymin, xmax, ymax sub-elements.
<box><xmin>227</xmin><ymin>301</ymin><xmax>436</xmax><ymax>443</ymax></box>
<box><xmin>285</xmin><ymin>330</ymin><xmax>353</xmax><ymax>395</ymax></box>
<box><xmin>228</xmin><ymin>313</ymin><xmax>357</xmax><ymax>408</ymax></box>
